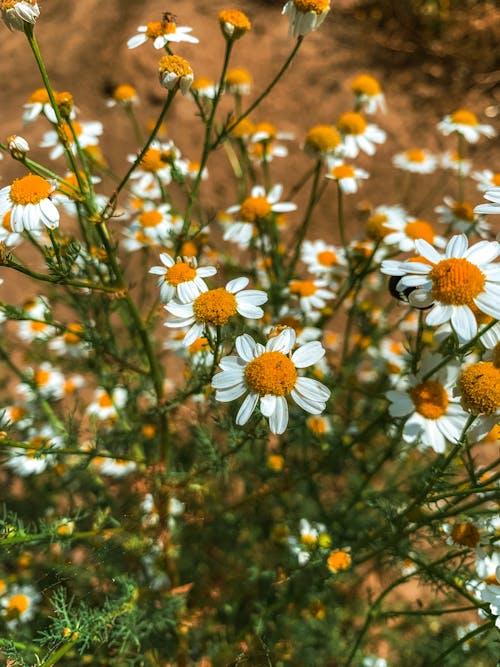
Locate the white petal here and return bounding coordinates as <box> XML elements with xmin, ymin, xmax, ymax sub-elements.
<box><xmin>291</xmin><ymin>389</ymin><xmax>325</xmax><ymax>414</ymax></box>
<box><xmin>235</xmin><ymin>333</ymin><xmax>259</xmax><ymax>361</ymax></box>
<box><xmin>211</xmin><ymin>370</ymin><xmax>245</xmax><ymax>389</ymax></box>
<box><xmin>464</xmin><ymin>240</ymin><xmax>500</xmax><ymax>265</ymax></box>
<box><xmin>236</xmin><ymin>303</ymin><xmax>264</xmax><ymax>319</ymax></box>
<box><xmin>445</xmin><ymin>234</ymin><xmax>468</xmax><ymax>258</ymax></box>
<box><xmin>237</xmin><ymin>289</ymin><xmax>268</xmax><ymax>305</ymax></box>
<box><xmin>216</xmin><ymin>383</ymin><xmax>247</xmax><ymax>402</ymax></box>
<box><xmin>219</xmin><ymin>355</ymin><xmax>247</xmax><ymax>371</ymax></box>
<box><xmin>426</xmin><ymin>304</ymin><xmax>453</xmax><ymax>326</ymax></box>
<box><xmin>415</xmin><ymin>239</ymin><xmax>442</xmax><ymax>264</ymax></box>
<box><xmin>269</xmin><ymin>396</ymin><xmax>288</xmax><ymax>435</ymax></box>
<box><xmin>267</xmin><ymin>328</ymin><xmax>296</xmax><ymax>353</ymax></box>
<box><xmin>293</xmin><ymin>376</ymin><xmax>331</xmax><ymax>402</ymax></box>
<box><xmin>236</xmin><ymin>392</ymin><xmax>258</xmax><ymax>425</ymax></box>
<box><xmin>260</xmin><ymin>394</ymin><xmax>277</xmax><ymax>417</ymax></box>
<box><xmin>291</xmin><ymin>341</ymin><xmax>325</xmax><ymax>368</ymax></box>
<box><xmin>451</xmin><ymin>306</ymin><xmax>476</xmax><ymax>342</ymax></box>
<box><xmin>226</xmin><ymin>276</ymin><xmax>249</xmax><ymax>293</ymax></box>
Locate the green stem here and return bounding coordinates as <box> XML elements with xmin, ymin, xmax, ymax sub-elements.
<box><xmin>429</xmin><ymin>622</ymin><xmax>494</xmax><ymax>666</ymax></box>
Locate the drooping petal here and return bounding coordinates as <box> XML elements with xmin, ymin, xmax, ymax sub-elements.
<box><xmin>269</xmin><ymin>396</ymin><xmax>288</xmax><ymax>435</ymax></box>
<box><xmin>236</xmin><ymin>392</ymin><xmax>258</xmax><ymax>425</ymax></box>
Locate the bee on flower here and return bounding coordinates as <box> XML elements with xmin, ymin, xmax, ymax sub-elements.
<box><xmin>437</xmin><ymin>109</ymin><xmax>496</xmax><ymax>144</ymax></box>
<box><xmin>381</xmin><ymin>234</ymin><xmax>500</xmax><ymax>343</ymax></box>
<box><xmin>392</xmin><ymin>148</ymin><xmax>438</xmax><ymax>174</ymax></box>
<box><xmin>351</xmin><ymin>74</ymin><xmax>386</xmax><ymax>115</ymax></box>
<box><xmin>127</xmin><ymin>18</ymin><xmax>198</xmax><ymax>49</ymax></box>
<box><xmin>150</xmin><ymin>254</ymin><xmax>217</xmax><ymax>303</ymax></box>
<box><xmin>164</xmin><ymin>277</ymin><xmax>267</xmax><ymax>347</ymax></box>
<box><xmin>386</xmin><ymin>354</ymin><xmax>470</xmax><ymax>453</ymax></box>
<box><xmin>211</xmin><ymin>328</ymin><xmax>330</xmax><ymax>435</ymax></box>
<box><xmin>1</xmin><ymin>585</ymin><xmax>40</xmax><ymax>630</ymax></box>
<box><xmin>282</xmin><ymin>0</ymin><xmax>331</xmax><ymax>38</ymax></box>
<box><xmin>336</xmin><ymin>111</ymin><xmax>386</xmax><ymax>159</ymax></box>
<box><xmin>0</xmin><ymin>173</ymin><xmax>59</xmax><ymax>232</ymax></box>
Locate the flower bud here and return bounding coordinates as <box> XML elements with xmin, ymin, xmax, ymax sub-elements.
<box><xmin>158</xmin><ymin>55</ymin><xmax>194</xmax><ymax>95</ymax></box>
<box><xmin>6</xmin><ymin>134</ymin><xmax>30</xmax><ymax>159</ymax></box>
<box><xmin>218</xmin><ymin>9</ymin><xmax>251</xmax><ymax>40</ymax></box>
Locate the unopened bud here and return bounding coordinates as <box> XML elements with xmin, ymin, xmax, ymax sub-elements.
<box><xmin>6</xmin><ymin>134</ymin><xmax>30</xmax><ymax>159</ymax></box>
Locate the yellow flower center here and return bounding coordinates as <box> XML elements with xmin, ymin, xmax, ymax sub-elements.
<box><xmin>10</xmin><ymin>406</ymin><xmax>27</xmax><ymax>421</ymax></box>
<box><xmin>290</xmin><ymin>280</ymin><xmax>317</xmax><ymax>297</ymax></box>
<box><xmin>405</xmin><ymin>149</ymin><xmax>426</xmax><ymax>163</ymax></box>
<box><xmin>145</xmin><ymin>21</ymin><xmax>163</xmax><ymax>39</ymax></box>
<box><xmin>409</xmin><ymin>380</ymin><xmax>449</xmax><ymax>419</ymax></box>
<box><xmin>327</xmin><ymin>550</ymin><xmax>352</xmax><ymax>573</ymax></box>
<box><xmin>193</xmin><ymin>288</ymin><xmax>237</xmax><ymax>325</ymax></box>
<box><xmin>30</xmin><ymin>320</ymin><xmax>48</xmax><ymax>333</ymax></box>
<box><xmin>459</xmin><ymin>362</ymin><xmax>500</xmax><ymax>415</ymax></box>
<box><xmin>113</xmin><ymin>84</ymin><xmax>137</xmax><ymax>102</ymax></box>
<box><xmin>293</xmin><ymin>0</ymin><xmax>330</xmax><ymax>13</ymax></box>
<box><xmin>305</xmin><ymin>125</ymin><xmax>340</xmax><ymax>154</ymax></box>
<box><xmin>27</xmin><ymin>435</ymin><xmax>49</xmax><ymax>457</ymax></box>
<box><xmin>351</xmin><ymin>74</ymin><xmax>381</xmax><ymax>96</ymax></box>
<box><xmin>230</xmin><ymin>117</ymin><xmax>255</xmax><ymax>138</ymax></box>
<box><xmin>404</xmin><ymin>220</ymin><xmax>435</xmax><ymax>243</ymax></box>
<box><xmin>254</xmin><ymin>121</ymin><xmax>277</xmax><ymax>140</ymax></box>
<box><xmin>192</xmin><ymin>77</ymin><xmax>213</xmax><ymax>92</ymax></box>
<box><xmin>60</xmin><ymin>121</ymin><xmax>82</xmax><ymax>143</ymax></box>
<box><xmin>239</xmin><ymin>196</ymin><xmax>272</xmax><ymax>222</ymax></box>
<box><xmin>451</xmin><ymin>201</ymin><xmax>475</xmax><ymax>222</ymax></box>
<box><xmin>6</xmin><ymin>594</ymin><xmax>29</xmax><ymax>617</ymax></box>
<box><xmin>165</xmin><ymin>261</ymin><xmax>197</xmax><ymax>286</ymax></box>
<box><xmin>244</xmin><ymin>350</ymin><xmax>298</xmax><ymax>396</ymax></box>
<box><xmin>188</xmin><ymin>337</ymin><xmax>210</xmax><ymax>355</ymax></box>
<box><xmin>331</xmin><ymin>164</ymin><xmax>355</xmax><ymax>180</ymax></box>
<box><xmin>140</xmin><ymin>148</ymin><xmax>166</xmax><ymax>173</ymax></box>
<box><xmin>430</xmin><ymin>258</ymin><xmax>485</xmax><ymax>306</ymax></box>
<box><xmin>2</xmin><ymin>210</ymin><xmax>13</xmax><ymax>232</ymax></box>
<box><xmin>219</xmin><ymin>9</ymin><xmax>251</xmax><ymax>33</ymax></box>
<box><xmin>307</xmin><ymin>416</ymin><xmax>328</xmax><ymax>435</ymax></box>
<box><xmin>10</xmin><ymin>174</ymin><xmax>52</xmax><ymax>206</ymax></box>
<box><xmin>450</xmin><ymin>109</ymin><xmax>478</xmax><ymax>126</ymax></box>
<box><xmin>63</xmin><ymin>323</ymin><xmax>84</xmax><ymax>345</ymax></box>
<box><xmin>27</xmin><ymin>88</ymin><xmax>50</xmax><ymax>104</ymax></box>
<box><xmin>158</xmin><ymin>54</ymin><xmax>193</xmax><ymax>78</ymax></box>
<box><xmin>34</xmin><ymin>369</ymin><xmax>50</xmax><ymax>386</ymax></box>
<box><xmin>317</xmin><ymin>249</ymin><xmax>339</xmax><ymax>266</ymax></box>
<box><xmin>337</xmin><ymin>112</ymin><xmax>367</xmax><ymax>136</ymax></box>
<box><xmin>138</xmin><ymin>210</ymin><xmax>163</xmax><ymax>228</ymax></box>
<box><xmin>300</xmin><ymin>533</ymin><xmax>317</xmax><ymax>548</ymax></box>
<box><xmin>98</xmin><ymin>392</ymin><xmax>113</xmax><ymax>408</ymax></box>
<box><xmin>180</xmin><ymin>241</ymin><xmax>197</xmax><ymax>257</ymax></box>
<box><xmin>491</xmin><ymin>173</ymin><xmax>500</xmax><ymax>186</ymax></box>
<box><xmin>226</xmin><ymin>67</ymin><xmax>252</xmax><ymax>87</ymax></box>
<box><xmin>365</xmin><ymin>213</ymin><xmax>390</xmax><ymax>241</ymax></box>
<box><xmin>451</xmin><ymin>522</ymin><xmax>480</xmax><ymax>548</ymax></box>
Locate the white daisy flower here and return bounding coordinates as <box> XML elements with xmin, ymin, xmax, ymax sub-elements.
<box><xmin>1</xmin><ymin>0</ymin><xmax>39</xmax><ymax>31</ymax></box>
<box><xmin>288</xmin><ymin>278</ymin><xmax>336</xmax><ymax>315</ymax></box>
<box><xmin>17</xmin><ymin>317</ymin><xmax>56</xmax><ymax>343</ymax></box>
<box><xmin>0</xmin><ymin>210</ymin><xmax>25</xmax><ymax>247</ymax></box>
<box><xmin>392</xmin><ymin>148</ymin><xmax>438</xmax><ymax>174</ymax></box>
<box><xmin>336</xmin><ymin>111</ymin><xmax>386</xmax><ymax>159</ymax></box>
<box><xmin>381</xmin><ymin>234</ymin><xmax>500</xmax><ymax>343</ymax></box>
<box><xmin>1</xmin><ymin>585</ymin><xmax>40</xmax><ymax>630</ymax></box>
<box><xmin>436</xmin><ymin>196</ymin><xmax>489</xmax><ymax>237</ymax></box>
<box><xmin>0</xmin><ymin>173</ymin><xmax>59</xmax><ymax>232</ymax></box>
<box><xmin>365</xmin><ymin>204</ymin><xmax>408</xmax><ymax>245</ymax></box>
<box><xmin>438</xmin><ymin>109</ymin><xmax>496</xmax><ymax>144</ymax></box>
<box><xmin>158</xmin><ymin>55</ymin><xmax>194</xmax><ymax>94</ymax></box>
<box><xmin>440</xmin><ymin>150</ymin><xmax>471</xmax><ymax>176</ymax></box>
<box><xmin>93</xmin><ymin>457</ymin><xmax>137</xmax><ymax>478</ymax></box>
<box><xmin>301</xmin><ymin>239</ymin><xmax>347</xmax><ymax>277</ymax></box>
<box><xmin>48</xmin><ymin>323</ymin><xmax>89</xmax><ymax>357</ymax></box>
<box><xmin>304</xmin><ymin>124</ymin><xmax>341</xmax><ymax>160</ymax></box>
<box><xmin>225</xmin><ymin>184</ymin><xmax>296</xmax><ymax>246</ymax></box>
<box><xmin>386</xmin><ymin>355</ymin><xmax>470</xmax><ymax>453</ymax></box>
<box><xmin>454</xmin><ymin>360</ymin><xmax>500</xmax><ymax>442</ymax></box>
<box><xmin>40</xmin><ymin>120</ymin><xmax>103</xmax><ymax>161</ymax></box>
<box><xmin>218</xmin><ymin>9</ymin><xmax>251</xmax><ymax>40</ymax></box>
<box><xmin>481</xmin><ymin>567</ymin><xmax>500</xmax><ymax>629</ymax></box>
<box><xmin>150</xmin><ymin>254</ymin><xmax>217</xmax><ymax>303</ymax></box>
<box><xmin>86</xmin><ymin>387</ymin><xmax>127</xmax><ymax>421</ymax></box>
<box><xmin>106</xmin><ymin>83</ymin><xmax>139</xmax><ymax>108</ymax></box>
<box><xmin>191</xmin><ymin>76</ymin><xmax>218</xmax><ymax>100</ymax></box>
<box><xmin>351</xmin><ymin>73</ymin><xmax>386</xmax><ymax>115</ymax></box>
<box><xmin>326</xmin><ymin>160</ymin><xmax>369</xmax><ymax>194</ymax></box>
<box><xmin>127</xmin><ymin>19</ymin><xmax>198</xmax><ymax>49</ymax></box>
<box><xmin>7</xmin><ymin>425</ymin><xmax>62</xmax><ymax>477</ymax></box>
<box><xmin>282</xmin><ymin>0</ymin><xmax>330</xmax><ymax>37</ymax></box>
<box><xmin>288</xmin><ymin>518</ymin><xmax>331</xmax><ymax>565</ymax></box>
<box><xmin>472</xmin><ymin>169</ymin><xmax>500</xmax><ymax>193</ymax></box>
<box><xmin>127</xmin><ymin>141</ymin><xmax>177</xmax><ymax>193</ymax></box>
<box><xmin>474</xmin><ymin>186</ymin><xmax>500</xmax><ymax>216</ymax></box>
<box><xmin>17</xmin><ymin>362</ymin><xmax>66</xmax><ymax>401</ymax></box>
<box><xmin>165</xmin><ymin>277</ymin><xmax>267</xmax><ymax>347</ymax></box>
<box><xmin>125</xmin><ymin>203</ymin><xmax>174</xmax><ymax>246</ymax></box>
<box><xmin>382</xmin><ymin>216</ymin><xmax>446</xmax><ymax>253</ymax></box>
<box><xmin>22</xmin><ymin>87</ymin><xmax>60</xmax><ymax>123</ymax></box>
<box><xmin>212</xmin><ymin>328</ymin><xmax>330</xmax><ymax>435</ymax></box>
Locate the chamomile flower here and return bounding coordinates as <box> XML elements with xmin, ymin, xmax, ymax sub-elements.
<box><xmin>438</xmin><ymin>109</ymin><xmax>496</xmax><ymax>144</ymax></box>
<box><xmin>382</xmin><ymin>216</ymin><xmax>446</xmax><ymax>252</ymax></box>
<box><xmin>336</xmin><ymin>111</ymin><xmax>386</xmax><ymax>158</ymax></box>
<box><xmin>0</xmin><ymin>210</ymin><xmax>24</xmax><ymax>247</ymax></box>
<box><xmin>287</xmin><ymin>518</ymin><xmax>331</xmax><ymax>565</ymax></box>
<box><xmin>301</xmin><ymin>239</ymin><xmax>347</xmax><ymax>277</ymax></box>
<box><xmin>455</xmin><ymin>360</ymin><xmax>500</xmax><ymax>440</ymax></box>
<box><xmin>18</xmin><ymin>362</ymin><xmax>66</xmax><ymax>401</ymax></box>
<box><xmin>0</xmin><ymin>0</ymin><xmax>39</xmax><ymax>31</ymax></box>
<box><xmin>7</xmin><ymin>426</ymin><xmax>62</xmax><ymax>476</ymax></box>
<box><xmin>381</xmin><ymin>234</ymin><xmax>500</xmax><ymax>343</ymax></box>
<box><xmin>288</xmin><ymin>279</ymin><xmax>336</xmax><ymax>315</ymax></box>
<box><xmin>326</xmin><ymin>160</ymin><xmax>369</xmax><ymax>193</ymax></box>
<box><xmin>106</xmin><ymin>84</ymin><xmax>138</xmax><ymax>108</ymax></box>
<box><xmin>304</xmin><ymin>124</ymin><xmax>341</xmax><ymax>160</ymax></box>
<box><xmin>365</xmin><ymin>205</ymin><xmax>407</xmax><ymax>244</ymax></box>
<box><xmin>212</xmin><ymin>328</ymin><xmax>330</xmax><ymax>435</ymax></box>
<box><xmin>165</xmin><ymin>277</ymin><xmax>267</xmax><ymax>347</ymax></box>
<box><xmin>481</xmin><ymin>567</ymin><xmax>500</xmax><ymax>629</ymax></box>
<box><xmin>150</xmin><ymin>254</ymin><xmax>217</xmax><ymax>303</ymax></box>
<box><xmin>351</xmin><ymin>74</ymin><xmax>386</xmax><ymax>114</ymax></box>
<box><xmin>40</xmin><ymin>120</ymin><xmax>103</xmax><ymax>161</ymax></box>
<box><xmin>219</xmin><ymin>9</ymin><xmax>251</xmax><ymax>40</ymax></box>
<box><xmin>392</xmin><ymin>148</ymin><xmax>438</xmax><ymax>174</ymax></box>
<box><xmin>127</xmin><ymin>141</ymin><xmax>177</xmax><ymax>194</ymax></box>
<box><xmin>225</xmin><ymin>67</ymin><xmax>252</xmax><ymax>95</ymax></box>
<box><xmin>17</xmin><ymin>317</ymin><xmax>56</xmax><ymax>342</ymax></box>
<box><xmin>86</xmin><ymin>387</ymin><xmax>127</xmax><ymax>421</ymax></box>
<box><xmin>0</xmin><ymin>173</ymin><xmax>59</xmax><ymax>232</ymax></box>
<box><xmin>191</xmin><ymin>76</ymin><xmax>217</xmax><ymax>100</ymax></box>
<box><xmin>386</xmin><ymin>355</ymin><xmax>469</xmax><ymax>453</ymax></box>
<box><xmin>93</xmin><ymin>457</ymin><xmax>137</xmax><ymax>478</ymax></box>
<box><xmin>436</xmin><ymin>196</ymin><xmax>489</xmax><ymax>237</ymax></box>
<box><xmin>282</xmin><ymin>0</ymin><xmax>330</xmax><ymax>37</ymax></box>
<box><xmin>474</xmin><ymin>186</ymin><xmax>500</xmax><ymax>216</ymax></box>
<box><xmin>440</xmin><ymin>150</ymin><xmax>471</xmax><ymax>176</ymax></box>
<box><xmin>126</xmin><ymin>203</ymin><xmax>174</xmax><ymax>246</ymax></box>
<box><xmin>48</xmin><ymin>323</ymin><xmax>88</xmax><ymax>357</ymax></box>
<box><xmin>158</xmin><ymin>54</ymin><xmax>194</xmax><ymax>94</ymax></box>
<box><xmin>472</xmin><ymin>169</ymin><xmax>500</xmax><ymax>192</ymax></box>
<box><xmin>127</xmin><ymin>19</ymin><xmax>198</xmax><ymax>50</ymax></box>
<box><xmin>1</xmin><ymin>585</ymin><xmax>40</xmax><ymax>630</ymax></box>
